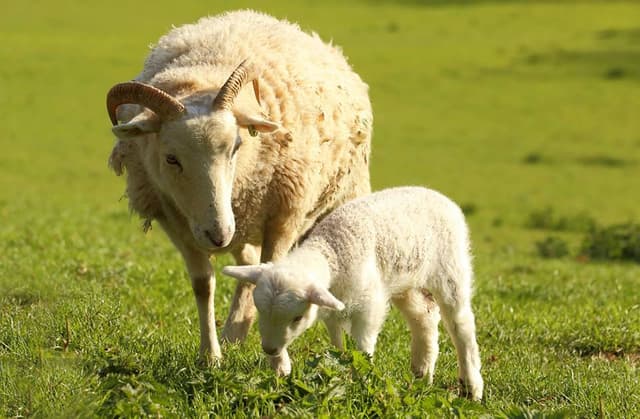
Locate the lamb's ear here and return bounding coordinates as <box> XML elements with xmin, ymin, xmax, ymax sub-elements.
<box><xmin>112</xmin><ymin>115</ymin><xmax>161</xmax><ymax>138</ymax></box>
<box><xmin>306</xmin><ymin>286</ymin><xmax>345</xmax><ymax>311</ymax></box>
<box><xmin>222</xmin><ymin>264</ymin><xmax>267</xmax><ymax>285</ymax></box>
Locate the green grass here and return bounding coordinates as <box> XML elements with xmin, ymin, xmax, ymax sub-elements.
<box><xmin>2</xmin><ymin>0</ymin><xmax>640</xmax><ymax>417</ymax></box>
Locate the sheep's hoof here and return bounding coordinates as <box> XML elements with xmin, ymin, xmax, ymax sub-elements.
<box><xmin>221</xmin><ymin>320</ymin><xmax>252</xmax><ymax>343</ymax></box>
<box><xmin>198</xmin><ymin>357</ymin><xmax>222</xmax><ymax>368</ymax></box>
<box><xmin>197</xmin><ymin>350</ymin><xmax>222</xmax><ymax>368</ymax></box>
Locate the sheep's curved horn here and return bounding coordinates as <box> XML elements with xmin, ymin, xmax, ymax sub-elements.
<box><xmin>106</xmin><ymin>81</ymin><xmax>186</xmax><ymax>126</ymax></box>
<box><xmin>212</xmin><ymin>60</ymin><xmax>250</xmax><ymax>111</ymax></box>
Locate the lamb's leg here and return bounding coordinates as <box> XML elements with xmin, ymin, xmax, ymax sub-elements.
<box><xmin>391</xmin><ymin>289</ymin><xmax>440</xmax><ymax>382</ymax></box>
<box><xmin>221</xmin><ymin>244</ymin><xmax>261</xmax><ymax>343</ymax></box>
<box><xmin>324</xmin><ymin>316</ymin><xmax>346</xmax><ymax>350</ymax></box>
<box><xmin>350</xmin><ymin>291</ymin><xmax>388</xmax><ymax>356</ymax></box>
<box><xmin>268</xmin><ymin>349</ymin><xmax>292</xmax><ymax>376</ymax></box>
<box><xmin>158</xmin><ymin>215</ymin><xmax>221</xmax><ymax>363</ymax></box>
<box><xmin>434</xmin><ymin>288</ymin><xmax>483</xmax><ymax>401</ymax></box>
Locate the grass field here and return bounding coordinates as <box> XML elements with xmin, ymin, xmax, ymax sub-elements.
<box><xmin>1</xmin><ymin>0</ymin><xmax>639</xmax><ymax>417</ymax></box>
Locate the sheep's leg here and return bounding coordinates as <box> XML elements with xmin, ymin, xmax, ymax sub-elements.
<box><xmin>391</xmin><ymin>289</ymin><xmax>440</xmax><ymax>382</ymax></box>
<box><xmin>158</xmin><ymin>214</ymin><xmax>221</xmax><ymax>363</ymax></box>
<box><xmin>222</xmin><ymin>218</ymin><xmax>299</xmax><ymax>343</ymax></box>
<box><xmin>260</xmin><ymin>224</ymin><xmax>300</xmax><ymax>263</ymax></box>
<box><xmin>223</xmin><ymin>223</ymin><xmax>300</xmax><ymax>343</ymax></box>
<box><xmin>221</xmin><ymin>244</ymin><xmax>261</xmax><ymax>343</ymax></box>
<box><xmin>188</xmin><ymin>254</ymin><xmax>221</xmax><ymax>364</ymax></box>
<box><xmin>434</xmin><ymin>288</ymin><xmax>483</xmax><ymax>401</ymax></box>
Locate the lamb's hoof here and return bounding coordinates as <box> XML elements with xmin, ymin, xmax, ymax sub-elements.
<box><xmin>459</xmin><ymin>378</ymin><xmax>483</xmax><ymax>401</ymax></box>
<box><xmin>275</xmin><ymin>363</ymin><xmax>292</xmax><ymax>376</ymax></box>
<box><xmin>411</xmin><ymin>361</ymin><xmax>436</xmax><ymax>382</ymax></box>
<box><xmin>413</xmin><ymin>370</ymin><xmax>436</xmax><ymax>386</ymax></box>
<box><xmin>269</xmin><ymin>354</ymin><xmax>292</xmax><ymax>376</ymax></box>
<box><xmin>411</xmin><ymin>364</ymin><xmax>426</xmax><ymax>379</ymax></box>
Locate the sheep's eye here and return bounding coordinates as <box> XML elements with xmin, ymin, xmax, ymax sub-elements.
<box><xmin>292</xmin><ymin>315</ymin><xmax>303</xmax><ymax>324</ymax></box>
<box><xmin>232</xmin><ymin>136</ymin><xmax>242</xmax><ymax>156</ymax></box>
<box><xmin>166</xmin><ymin>154</ymin><xmax>182</xmax><ymax>170</ymax></box>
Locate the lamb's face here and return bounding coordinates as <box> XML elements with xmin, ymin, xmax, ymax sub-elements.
<box><xmin>253</xmin><ymin>272</ymin><xmax>319</xmax><ymax>356</ymax></box>
<box><xmin>223</xmin><ymin>263</ymin><xmax>345</xmax><ymax>356</ymax></box>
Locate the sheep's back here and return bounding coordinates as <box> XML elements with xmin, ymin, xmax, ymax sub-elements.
<box><xmin>138</xmin><ymin>10</ymin><xmax>373</xmax><ymax>231</ymax></box>
<box><xmin>139</xmin><ymin>10</ymin><xmax>371</xmax><ymax>148</ymax></box>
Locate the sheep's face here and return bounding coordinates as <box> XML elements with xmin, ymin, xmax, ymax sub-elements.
<box><xmin>153</xmin><ymin>110</ymin><xmax>240</xmax><ymax>250</ymax></box>
<box><xmin>112</xmin><ymin>91</ymin><xmax>278</xmax><ymax>251</ymax></box>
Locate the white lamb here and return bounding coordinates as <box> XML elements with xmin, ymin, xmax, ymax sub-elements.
<box><xmin>223</xmin><ymin>186</ymin><xmax>483</xmax><ymax>400</ymax></box>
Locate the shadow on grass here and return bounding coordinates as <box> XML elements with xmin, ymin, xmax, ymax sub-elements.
<box><xmin>522</xmin><ymin>153</ymin><xmax>636</xmax><ymax>168</ymax></box>
<box><xmin>576</xmin><ymin>155</ymin><xmax>635</xmax><ymax>168</ymax></box>
<box><xmin>568</xmin><ymin>344</ymin><xmax>640</xmax><ymax>367</ymax></box>
<box><xmin>578</xmin><ymin>349</ymin><xmax>640</xmax><ymax>366</ymax></box>
<box><xmin>524</xmin><ymin>26</ymin><xmax>640</xmax><ymax>80</ymax></box>
<box><xmin>597</xmin><ymin>27</ymin><xmax>640</xmax><ymax>42</ymax></box>
<box><xmin>522</xmin><ymin>49</ymin><xmax>640</xmax><ymax>80</ymax></box>
<box><xmin>366</xmin><ymin>0</ymin><xmax>590</xmax><ymax>5</ymax></box>
<box><xmin>3</xmin><ymin>290</ymin><xmax>41</xmax><ymax>307</ymax></box>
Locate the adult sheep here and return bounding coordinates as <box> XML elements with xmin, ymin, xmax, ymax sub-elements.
<box><xmin>106</xmin><ymin>10</ymin><xmax>372</xmax><ymax>363</ymax></box>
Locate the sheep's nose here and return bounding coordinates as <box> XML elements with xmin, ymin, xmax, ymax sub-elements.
<box><xmin>204</xmin><ymin>230</ymin><xmax>224</xmax><ymax>247</ymax></box>
<box><xmin>262</xmin><ymin>345</ymin><xmax>278</xmax><ymax>356</ymax></box>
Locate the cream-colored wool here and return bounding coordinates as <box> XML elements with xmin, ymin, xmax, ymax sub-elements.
<box><xmin>108</xmin><ymin>10</ymin><xmax>372</xmax><ymax>362</ymax></box>
<box><xmin>224</xmin><ymin>187</ymin><xmax>483</xmax><ymax>400</ymax></box>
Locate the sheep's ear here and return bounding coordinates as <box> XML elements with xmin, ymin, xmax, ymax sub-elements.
<box><xmin>307</xmin><ymin>286</ymin><xmax>345</xmax><ymax>311</ymax></box>
<box><xmin>222</xmin><ymin>264</ymin><xmax>267</xmax><ymax>285</ymax></box>
<box><xmin>234</xmin><ymin>112</ymin><xmax>280</xmax><ymax>134</ymax></box>
<box><xmin>112</xmin><ymin>116</ymin><xmax>161</xmax><ymax>138</ymax></box>
<box><xmin>232</xmin><ymin>79</ymin><xmax>279</xmax><ymax>134</ymax></box>
<box><xmin>251</xmin><ymin>79</ymin><xmax>262</xmax><ymax>107</ymax></box>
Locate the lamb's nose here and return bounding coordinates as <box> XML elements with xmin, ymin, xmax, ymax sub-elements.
<box><xmin>262</xmin><ymin>345</ymin><xmax>278</xmax><ymax>356</ymax></box>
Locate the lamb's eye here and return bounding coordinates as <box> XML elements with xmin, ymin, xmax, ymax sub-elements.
<box><xmin>231</xmin><ymin>136</ymin><xmax>242</xmax><ymax>156</ymax></box>
<box><xmin>165</xmin><ymin>154</ymin><xmax>183</xmax><ymax>171</ymax></box>
<box><xmin>292</xmin><ymin>315</ymin><xmax>303</xmax><ymax>324</ymax></box>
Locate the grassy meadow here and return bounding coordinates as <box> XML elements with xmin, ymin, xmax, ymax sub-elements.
<box><xmin>1</xmin><ymin>0</ymin><xmax>639</xmax><ymax>416</ymax></box>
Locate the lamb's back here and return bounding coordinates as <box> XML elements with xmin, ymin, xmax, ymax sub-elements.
<box><xmin>311</xmin><ymin>187</ymin><xmax>468</xmax><ymax>280</ymax></box>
